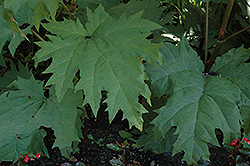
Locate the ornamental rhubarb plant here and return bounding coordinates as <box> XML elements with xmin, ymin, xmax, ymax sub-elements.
<box><xmin>1</xmin><ymin>0</ymin><xmax>250</xmax><ymax>165</ymax></box>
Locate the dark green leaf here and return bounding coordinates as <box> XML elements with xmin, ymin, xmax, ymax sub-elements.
<box><xmin>212</xmin><ymin>46</ymin><xmax>250</xmax><ymax>135</ymax></box>
<box><xmin>36</xmin><ymin>87</ymin><xmax>84</xmax><ymax>157</ymax></box>
<box><xmin>145</xmin><ymin>37</ymin><xmax>243</xmax><ymax>164</ymax></box>
<box><xmin>0</xmin><ymin>50</ymin><xmax>6</xmax><ymax>67</ymax></box>
<box><xmin>119</xmin><ymin>130</ymin><xmax>132</xmax><ymax>139</ymax></box>
<box><xmin>76</xmin><ymin>0</ymin><xmax>121</xmax><ymax>25</ymax></box>
<box><xmin>107</xmin><ymin>0</ymin><xmax>164</xmax><ymax>24</ymax></box>
<box><xmin>0</xmin><ymin>61</ymin><xmax>31</xmax><ymax>94</ymax></box>
<box><xmin>136</xmin><ymin>125</ymin><xmax>177</xmax><ymax>153</ymax></box>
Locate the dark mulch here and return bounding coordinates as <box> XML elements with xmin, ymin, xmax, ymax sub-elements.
<box><xmin>1</xmin><ymin>104</ymin><xmax>250</xmax><ymax>166</ymax></box>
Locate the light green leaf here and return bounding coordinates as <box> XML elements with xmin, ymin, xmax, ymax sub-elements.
<box><xmin>35</xmin><ymin>5</ymin><xmax>162</xmax><ymax>130</ymax></box>
<box><xmin>145</xmin><ymin>38</ymin><xmax>242</xmax><ymax>165</ymax></box>
<box><xmin>107</xmin><ymin>143</ymin><xmax>122</xmax><ymax>151</ymax></box>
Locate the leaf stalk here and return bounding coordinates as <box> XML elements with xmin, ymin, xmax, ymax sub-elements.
<box><xmin>31</xmin><ymin>29</ymin><xmax>45</xmax><ymax>42</ymax></box>
<box><xmin>59</xmin><ymin>2</ymin><xmax>76</xmax><ymax>21</ymax></box>
<box><xmin>205</xmin><ymin>0</ymin><xmax>235</xmax><ymax>72</ymax></box>
<box><xmin>204</xmin><ymin>1</ymin><xmax>209</xmax><ymax>67</ymax></box>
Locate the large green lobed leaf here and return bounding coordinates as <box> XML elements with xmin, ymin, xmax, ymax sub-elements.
<box><xmin>0</xmin><ymin>75</ymin><xmax>45</xmax><ymax>161</ymax></box>
<box><xmin>144</xmin><ymin>37</ymin><xmax>247</xmax><ymax>164</ymax></box>
<box><xmin>211</xmin><ymin>46</ymin><xmax>250</xmax><ymax>135</ymax></box>
<box><xmin>36</xmin><ymin>87</ymin><xmax>84</xmax><ymax>157</ymax></box>
<box><xmin>0</xmin><ymin>69</ymin><xmax>84</xmax><ymax>161</ymax></box>
<box><xmin>34</xmin><ymin>5</ymin><xmax>162</xmax><ymax>130</ymax></box>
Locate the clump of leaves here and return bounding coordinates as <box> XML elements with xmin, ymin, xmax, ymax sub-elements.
<box><xmin>225</xmin><ymin>136</ymin><xmax>250</xmax><ymax>165</ymax></box>
<box><xmin>0</xmin><ymin>0</ymin><xmax>161</xmax><ymax>163</ymax></box>
<box><xmin>17</xmin><ymin>152</ymin><xmax>40</xmax><ymax>166</ymax></box>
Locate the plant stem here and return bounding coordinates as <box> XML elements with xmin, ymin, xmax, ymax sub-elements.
<box><xmin>220</xmin><ymin>0</ymin><xmax>235</xmax><ymax>34</ymax></box>
<box><xmin>205</xmin><ymin>0</ymin><xmax>235</xmax><ymax>72</ymax></box>
<box><xmin>60</xmin><ymin>2</ymin><xmax>71</xmax><ymax>15</ymax></box>
<box><xmin>55</xmin><ymin>5</ymin><xmax>65</xmax><ymax>20</ymax></box>
<box><xmin>204</xmin><ymin>1</ymin><xmax>209</xmax><ymax>67</ymax></box>
<box><xmin>59</xmin><ymin>2</ymin><xmax>75</xmax><ymax>21</ymax></box>
<box><xmin>31</xmin><ymin>29</ymin><xmax>45</xmax><ymax>42</ymax></box>
<box><xmin>204</xmin><ymin>26</ymin><xmax>250</xmax><ymax>72</ymax></box>
<box><xmin>223</xmin><ymin>26</ymin><xmax>250</xmax><ymax>42</ymax></box>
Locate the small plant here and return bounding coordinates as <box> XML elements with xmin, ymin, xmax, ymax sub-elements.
<box><xmin>87</xmin><ymin>134</ymin><xmax>104</xmax><ymax>146</ymax></box>
<box><xmin>107</xmin><ymin>141</ymin><xmax>140</xmax><ymax>166</ymax></box>
<box><xmin>225</xmin><ymin>137</ymin><xmax>250</xmax><ymax>165</ymax></box>
<box><xmin>17</xmin><ymin>152</ymin><xmax>41</xmax><ymax>166</ymax></box>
